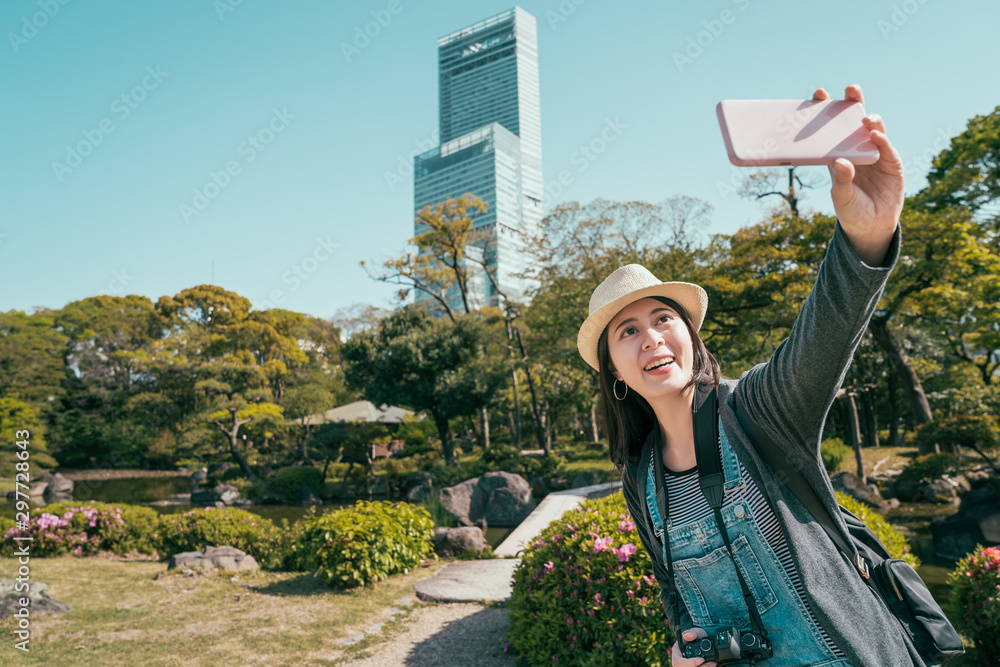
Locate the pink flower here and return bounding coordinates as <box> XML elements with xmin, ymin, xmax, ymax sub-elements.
<box><xmin>618</xmin><ymin>518</ymin><xmax>635</xmax><ymax>532</ymax></box>
<box><xmin>594</xmin><ymin>593</ymin><xmax>601</xmax><ymax>602</ymax></box>
<box><xmin>544</xmin><ymin>561</ymin><xmax>554</xmax><ymax>572</ymax></box>
<box><xmin>593</xmin><ymin>537</ymin><xmax>613</xmax><ymax>553</ymax></box>
<box><xmin>616</xmin><ymin>543</ymin><xmax>636</xmax><ymax>562</ymax></box>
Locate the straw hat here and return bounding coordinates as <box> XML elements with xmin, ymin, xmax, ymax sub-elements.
<box><xmin>577</xmin><ymin>264</ymin><xmax>708</xmax><ymax>372</ymax></box>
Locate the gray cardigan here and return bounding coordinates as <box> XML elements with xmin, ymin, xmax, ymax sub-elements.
<box><xmin>622</xmin><ymin>221</ymin><xmax>932</xmax><ymax>666</ymax></box>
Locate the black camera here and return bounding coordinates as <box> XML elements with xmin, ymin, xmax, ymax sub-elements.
<box><xmin>681</xmin><ymin>627</ymin><xmax>773</xmax><ymax>666</ymax></box>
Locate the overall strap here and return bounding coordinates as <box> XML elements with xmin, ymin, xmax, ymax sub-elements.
<box><xmin>693</xmin><ymin>386</ymin><xmax>769</xmax><ymax>641</ymax></box>
<box><xmin>638</xmin><ymin>434</ymin><xmax>682</xmax><ymax>623</ymax></box>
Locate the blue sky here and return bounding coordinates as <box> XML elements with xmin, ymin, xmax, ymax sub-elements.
<box><xmin>2</xmin><ymin>0</ymin><xmax>997</xmax><ymax>320</ymax></box>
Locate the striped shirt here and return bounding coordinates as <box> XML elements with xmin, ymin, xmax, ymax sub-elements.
<box><xmin>653</xmin><ymin>447</ymin><xmax>846</xmax><ymax>658</ymax></box>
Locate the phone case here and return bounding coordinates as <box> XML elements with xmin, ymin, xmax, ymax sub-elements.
<box><xmin>716</xmin><ymin>99</ymin><xmax>879</xmax><ymax>167</ymax></box>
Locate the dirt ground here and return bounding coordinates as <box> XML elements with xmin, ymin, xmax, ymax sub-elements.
<box><xmin>338</xmin><ymin>603</ymin><xmax>515</xmax><ymax>667</ymax></box>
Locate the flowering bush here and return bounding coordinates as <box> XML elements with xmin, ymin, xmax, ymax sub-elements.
<box><xmin>948</xmin><ymin>544</ymin><xmax>1000</xmax><ymax>655</ymax></box>
<box><xmin>507</xmin><ymin>493</ymin><xmax>672</xmax><ymax>666</ymax></box>
<box><xmin>1</xmin><ymin>501</ymin><xmax>159</xmax><ymax>557</ymax></box>
<box><xmin>155</xmin><ymin>507</ymin><xmax>288</xmax><ymax>570</ymax></box>
<box><xmin>300</xmin><ymin>500</ymin><xmax>434</xmax><ymax>590</ymax></box>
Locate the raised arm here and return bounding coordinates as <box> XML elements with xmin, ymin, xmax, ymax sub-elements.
<box><xmin>736</xmin><ymin>83</ymin><xmax>904</xmax><ymax>458</ymax></box>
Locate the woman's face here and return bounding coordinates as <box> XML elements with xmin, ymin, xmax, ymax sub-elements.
<box><xmin>606</xmin><ymin>297</ymin><xmax>695</xmax><ymax>401</ymax></box>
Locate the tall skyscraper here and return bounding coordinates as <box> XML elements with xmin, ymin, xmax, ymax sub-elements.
<box><xmin>413</xmin><ymin>7</ymin><xmax>542</xmax><ymax>314</ymax></box>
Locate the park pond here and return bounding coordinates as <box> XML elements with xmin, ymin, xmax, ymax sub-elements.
<box><xmin>2</xmin><ymin>474</ymin><xmax>515</xmax><ymax>549</ymax></box>
<box><xmin>2</xmin><ymin>474</ymin><xmax>961</xmax><ymax>607</ymax></box>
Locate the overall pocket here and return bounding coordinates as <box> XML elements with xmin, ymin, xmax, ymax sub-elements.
<box><xmin>672</xmin><ymin>533</ymin><xmax>778</xmax><ymax>629</ymax></box>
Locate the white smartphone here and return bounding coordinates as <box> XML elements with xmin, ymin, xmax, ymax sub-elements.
<box><xmin>716</xmin><ymin>98</ymin><xmax>880</xmax><ymax>167</ymax></box>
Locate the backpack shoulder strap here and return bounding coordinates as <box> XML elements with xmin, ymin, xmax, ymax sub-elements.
<box><xmin>732</xmin><ymin>388</ymin><xmax>871</xmax><ymax>579</ymax></box>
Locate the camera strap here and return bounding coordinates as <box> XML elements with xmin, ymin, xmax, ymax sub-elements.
<box><xmin>655</xmin><ymin>386</ymin><xmax>770</xmax><ymax>643</ymax></box>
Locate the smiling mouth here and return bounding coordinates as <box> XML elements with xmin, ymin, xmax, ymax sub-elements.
<box><xmin>643</xmin><ymin>356</ymin><xmax>675</xmax><ymax>372</ymax></box>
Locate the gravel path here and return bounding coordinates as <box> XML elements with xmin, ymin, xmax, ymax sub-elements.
<box><xmin>341</xmin><ymin>602</ymin><xmax>516</xmax><ymax>667</ymax></box>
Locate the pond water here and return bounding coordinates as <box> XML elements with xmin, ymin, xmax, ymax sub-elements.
<box><xmin>1</xmin><ymin>476</ymin><xmax>514</xmax><ymax>548</ymax></box>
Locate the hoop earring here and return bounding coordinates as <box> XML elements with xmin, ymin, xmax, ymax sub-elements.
<box><xmin>613</xmin><ymin>378</ymin><xmax>628</xmax><ymax>401</ymax></box>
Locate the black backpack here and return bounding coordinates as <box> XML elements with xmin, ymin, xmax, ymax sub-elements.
<box><xmin>732</xmin><ymin>389</ymin><xmax>964</xmax><ymax>664</ymax></box>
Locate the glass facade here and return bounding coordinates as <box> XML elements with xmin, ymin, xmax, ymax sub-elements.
<box><xmin>413</xmin><ymin>6</ymin><xmax>542</xmax><ymax>315</ymax></box>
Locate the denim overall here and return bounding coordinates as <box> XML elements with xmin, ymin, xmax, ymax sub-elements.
<box><xmin>643</xmin><ymin>423</ymin><xmax>853</xmax><ymax>667</ymax></box>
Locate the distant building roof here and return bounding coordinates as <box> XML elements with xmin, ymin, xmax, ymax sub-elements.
<box><xmin>303</xmin><ymin>400</ymin><xmax>417</xmax><ymax>425</ymax></box>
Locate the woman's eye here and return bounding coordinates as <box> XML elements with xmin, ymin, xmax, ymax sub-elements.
<box><xmin>623</xmin><ymin>327</ymin><xmax>636</xmax><ymax>337</ymax></box>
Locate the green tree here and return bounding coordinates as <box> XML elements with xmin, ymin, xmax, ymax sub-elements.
<box><xmin>0</xmin><ymin>396</ymin><xmax>58</xmax><ymax>477</ymax></box>
<box><xmin>914</xmin><ymin>104</ymin><xmax>1000</xmax><ymax>224</ymax></box>
<box><xmin>0</xmin><ymin>310</ymin><xmax>69</xmax><ymax>416</ymax></box>
<box><xmin>341</xmin><ymin>304</ymin><xmax>507</xmax><ymax>467</ymax></box>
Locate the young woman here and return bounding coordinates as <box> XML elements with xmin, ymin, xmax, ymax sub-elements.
<box><xmin>575</xmin><ymin>85</ymin><xmax>930</xmax><ymax>666</ymax></box>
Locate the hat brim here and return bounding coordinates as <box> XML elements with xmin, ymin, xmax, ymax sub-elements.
<box><xmin>577</xmin><ymin>282</ymin><xmax>707</xmax><ymax>372</ymax></box>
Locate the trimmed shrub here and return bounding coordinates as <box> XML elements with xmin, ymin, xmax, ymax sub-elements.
<box><xmin>898</xmin><ymin>452</ymin><xmax>964</xmax><ymax>486</ymax></box>
<box><xmin>821</xmin><ymin>437</ymin><xmax>852</xmax><ymax>473</ymax></box>
<box><xmin>948</xmin><ymin>544</ymin><xmax>1000</xmax><ymax>655</ymax></box>
<box><xmin>914</xmin><ymin>415</ymin><xmax>1000</xmax><ymax>455</ymax></box>
<box><xmin>0</xmin><ymin>501</ymin><xmax>159</xmax><ymax>557</ymax></box>
<box><xmin>267</xmin><ymin>466</ymin><xmax>324</xmax><ymax>499</ymax></box>
<box><xmin>835</xmin><ymin>491</ymin><xmax>919</xmax><ymax>567</ymax></box>
<box><xmin>508</xmin><ymin>493</ymin><xmax>672</xmax><ymax>666</ymax></box>
<box><xmin>155</xmin><ymin>507</ymin><xmax>286</xmax><ymax>570</ymax></box>
<box><xmin>300</xmin><ymin>500</ymin><xmax>434</xmax><ymax>590</ymax></box>
<box><xmin>276</xmin><ymin>510</ymin><xmax>315</xmax><ymax>573</ymax></box>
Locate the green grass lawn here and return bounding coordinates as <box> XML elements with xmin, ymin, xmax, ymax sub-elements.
<box><xmin>0</xmin><ymin>556</ymin><xmax>447</xmax><ymax>666</ymax></box>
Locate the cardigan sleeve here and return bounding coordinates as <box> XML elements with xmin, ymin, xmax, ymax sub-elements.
<box><xmin>621</xmin><ymin>461</ymin><xmax>693</xmax><ymax>636</ymax></box>
<box><xmin>735</xmin><ymin>220</ymin><xmax>900</xmax><ymax>464</ymax></box>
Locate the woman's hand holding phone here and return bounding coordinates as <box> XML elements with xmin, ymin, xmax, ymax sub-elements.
<box><xmin>815</xmin><ymin>84</ymin><xmax>904</xmax><ymax>266</ymax></box>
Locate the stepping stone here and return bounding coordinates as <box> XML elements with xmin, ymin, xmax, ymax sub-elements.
<box><xmin>337</xmin><ymin>633</ymin><xmax>365</xmax><ymax>646</ymax></box>
<box><xmin>394</xmin><ymin>596</ymin><xmax>413</xmax><ymax>607</ymax></box>
<box><xmin>412</xmin><ymin>559</ymin><xmax>521</xmax><ymax>603</ymax></box>
<box><xmin>364</xmin><ymin>623</ymin><xmax>383</xmax><ymax>635</ymax></box>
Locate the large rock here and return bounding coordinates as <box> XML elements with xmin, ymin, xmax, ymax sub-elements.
<box><xmin>571</xmin><ymin>471</ymin><xmax>601</xmax><ymax>489</ymax></box>
<box><xmin>529</xmin><ymin>475</ymin><xmax>549</xmax><ymax>498</ymax></box>
<box><xmin>894</xmin><ymin>474</ymin><xmax>969</xmax><ymax>504</ymax></box>
<box><xmin>431</xmin><ymin>526</ymin><xmax>486</xmax><ymax>557</ymax></box>
<box><xmin>188</xmin><ymin>467</ymin><xmax>208</xmax><ymax>485</ymax></box>
<box><xmin>167</xmin><ymin>545</ymin><xmax>259</xmax><ymax>572</ymax></box>
<box><xmin>403</xmin><ymin>471</ymin><xmax>436</xmax><ymax>503</ymax></box>
<box><xmin>0</xmin><ymin>580</ymin><xmax>72</xmax><ymax>618</ymax></box>
<box><xmin>439</xmin><ymin>471</ymin><xmax>535</xmax><ymax>528</ymax></box>
<box><xmin>41</xmin><ymin>472</ymin><xmax>74</xmax><ymax>496</ymax></box>
<box><xmin>190</xmin><ymin>484</ymin><xmax>240</xmax><ymax>506</ymax></box>
<box><xmin>930</xmin><ymin>488</ymin><xmax>1000</xmax><ymax>562</ymax></box>
<box><xmin>831</xmin><ymin>472</ymin><xmax>893</xmax><ymax>512</ymax></box>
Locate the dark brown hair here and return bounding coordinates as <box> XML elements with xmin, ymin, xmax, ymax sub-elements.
<box><xmin>597</xmin><ymin>296</ymin><xmax>721</xmax><ymax>469</ymax></box>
